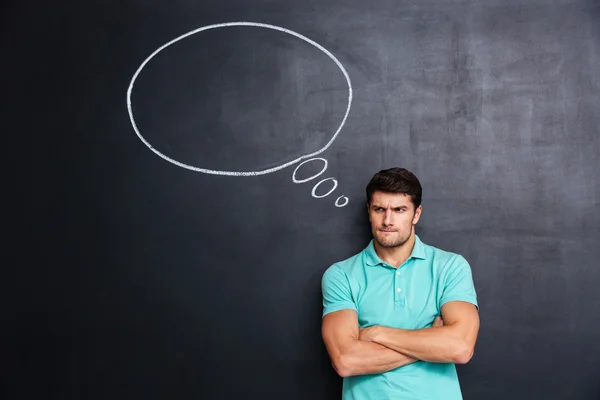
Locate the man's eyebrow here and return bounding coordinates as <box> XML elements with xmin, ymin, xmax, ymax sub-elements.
<box><xmin>371</xmin><ymin>204</ymin><xmax>408</xmax><ymax>209</ymax></box>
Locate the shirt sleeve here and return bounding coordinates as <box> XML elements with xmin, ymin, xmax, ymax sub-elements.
<box><xmin>440</xmin><ymin>255</ymin><xmax>479</xmax><ymax>310</ymax></box>
<box><xmin>321</xmin><ymin>264</ymin><xmax>357</xmax><ymax>317</ymax></box>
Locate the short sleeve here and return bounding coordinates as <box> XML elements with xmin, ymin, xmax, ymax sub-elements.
<box><xmin>321</xmin><ymin>264</ymin><xmax>357</xmax><ymax>317</ymax></box>
<box><xmin>440</xmin><ymin>256</ymin><xmax>479</xmax><ymax>310</ymax></box>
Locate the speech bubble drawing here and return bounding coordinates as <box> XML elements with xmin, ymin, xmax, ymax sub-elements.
<box><xmin>126</xmin><ymin>21</ymin><xmax>353</xmax><ymax>206</ymax></box>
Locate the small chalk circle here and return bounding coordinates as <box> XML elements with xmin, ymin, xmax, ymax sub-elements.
<box><xmin>335</xmin><ymin>196</ymin><xmax>349</xmax><ymax>207</ymax></box>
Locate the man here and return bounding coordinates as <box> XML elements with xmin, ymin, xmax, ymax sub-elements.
<box><xmin>321</xmin><ymin>167</ymin><xmax>479</xmax><ymax>400</ymax></box>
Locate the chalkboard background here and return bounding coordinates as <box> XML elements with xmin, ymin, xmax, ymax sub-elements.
<box><xmin>7</xmin><ymin>0</ymin><xmax>600</xmax><ymax>399</ymax></box>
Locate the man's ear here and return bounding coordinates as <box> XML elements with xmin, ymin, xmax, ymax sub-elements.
<box><xmin>412</xmin><ymin>205</ymin><xmax>423</xmax><ymax>225</ymax></box>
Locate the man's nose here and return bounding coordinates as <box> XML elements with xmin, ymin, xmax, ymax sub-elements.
<box><xmin>383</xmin><ymin>210</ymin><xmax>393</xmax><ymax>225</ymax></box>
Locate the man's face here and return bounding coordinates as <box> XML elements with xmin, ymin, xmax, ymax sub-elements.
<box><xmin>368</xmin><ymin>191</ymin><xmax>422</xmax><ymax>248</ymax></box>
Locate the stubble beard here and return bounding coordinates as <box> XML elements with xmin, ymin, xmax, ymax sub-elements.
<box><xmin>374</xmin><ymin>229</ymin><xmax>411</xmax><ymax>248</ymax></box>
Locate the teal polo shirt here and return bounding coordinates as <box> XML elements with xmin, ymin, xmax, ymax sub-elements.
<box><xmin>321</xmin><ymin>235</ymin><xmax>478</xmax><ymax>400</ymax></box>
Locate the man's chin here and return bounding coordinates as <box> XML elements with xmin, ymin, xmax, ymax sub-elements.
<box><xmin>375</xmin><ymin>236</ymin><xmax>403</xmax><ymax>248</ymax></box>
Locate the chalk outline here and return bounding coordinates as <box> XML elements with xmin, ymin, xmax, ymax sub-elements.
<box><xmin>334</xmin><ymin>196</ymin><xmax>349</xmax><ymax>207</ymax></box>
<box><xmin>292</xmin><ymin>158</ymin><xmax>328</xmax><ymax>183</ymax></box>
<box><xmin>311</xmin><ymin>177</ymin><xmax>338</xmax><ymax>198</ymax></box>
<box><xmin>126</xmin><ymin>21</ymin><xmax>353</xmax><ymax>176</ymax></box>
<box><xmin>292</xmin><ymin>157</ymin><xmax>349</xmax><ymax>207</ymax></box>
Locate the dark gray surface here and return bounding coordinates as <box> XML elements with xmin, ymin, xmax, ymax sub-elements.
<box><xmin>8</xmin><ymin>0</ymin><xmax>600</xmax><ymax>399</ymax></box>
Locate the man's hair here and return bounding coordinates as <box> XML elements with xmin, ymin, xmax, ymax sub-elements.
<box><xmin>366</xmin><ymin>167</ymin><xmax>422</xmax><ymax>208</ymax></box>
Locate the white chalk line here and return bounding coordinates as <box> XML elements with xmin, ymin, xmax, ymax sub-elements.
<box><xmin>335</xmin><ymin>196</ymin><xmax>349</xmax><ymax>207</ymax></box>
<box><xmin>292</xmin><ymin>157</ymin><xmax>349</xmax><ymax>207</ymax></box>
<box><xmin>292</xmin><ymin>158</ymin><xmax>327</xmax><ymax>183</ymax></box>
<box><xmin>126</xmin><ymin>21</ymin><xmax>353</xmax><ymax>177</ymax></box>
<box><xmin>312</xmin><ymin>177</ymin><xmax>338</xmax><ymax>198</ymax></box>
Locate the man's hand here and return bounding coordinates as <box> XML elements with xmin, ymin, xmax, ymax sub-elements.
<box><xmin>432</xmin><ymin>315</ymin><xmax>444</xmax><ymax>327</ymax></box>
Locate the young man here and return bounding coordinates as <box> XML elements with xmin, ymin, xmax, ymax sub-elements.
<box><xmin>321</xmin><ymin>167</ymin><xmax>479</xmax><ymax>400</ymax></box>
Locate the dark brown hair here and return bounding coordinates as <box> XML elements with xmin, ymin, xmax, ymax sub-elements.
<box><xmin>366</xmin><ymin>167</ymin><xmax>422</xmax><ymax>208</ymax></box>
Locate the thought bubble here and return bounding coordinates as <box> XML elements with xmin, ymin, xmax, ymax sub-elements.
<box><xmin>126</xmin><ymin>22</ymin><xmax>353</xmax><ymax>206</ymax></box>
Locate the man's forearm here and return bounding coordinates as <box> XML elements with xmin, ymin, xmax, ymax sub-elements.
<box><xmin>369</xmin><ymin>325</ymin><xmax>472</xmax><ymax>364</ymax></box>
<box><xmin>335</xmin><ymin>339</ymin><xmax>417</xmax><ymax>377</ymax></box>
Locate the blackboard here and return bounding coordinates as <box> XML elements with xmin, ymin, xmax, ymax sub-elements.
<box><xmin>8</xmin><ymin>0</ymin><xmax>600</xmax><ymax>399</ymax></box>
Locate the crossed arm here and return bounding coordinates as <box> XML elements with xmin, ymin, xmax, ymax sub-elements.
<box><xmin>321</xmin><ymin>301</ymin><xmax>479</xmax><ymax>378</ymax></box>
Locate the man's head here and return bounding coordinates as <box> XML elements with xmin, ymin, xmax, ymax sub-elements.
<box><xmin>365</xmin><ymin>168</ymin><xmax>423</xmax><ymax>248</ymax></box>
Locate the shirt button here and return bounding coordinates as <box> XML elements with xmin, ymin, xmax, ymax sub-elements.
<box><xmin>397</xmin><ymin>288</ymin><xmax>402</xmax><ymax>292</ymax></box>
<box><xmin>396</xmin><ymin>271</ymin><xmax>401</xmax><ymax>275</ymax></box>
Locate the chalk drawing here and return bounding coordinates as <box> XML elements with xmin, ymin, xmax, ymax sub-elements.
<box><xmin>292</xmin><ymin>158</ymin><xmax>328</xmax><ymax>184</ymax></box>
<box><xmin>127</xmin><ymin>22</ymin><xmax>352</xmax><ymax>207</ymax></box>
<box><xmin>311</xmin><ymin>178</ymin><xmax>338</xmax><ymax>198</ymax></box>
<box><xmin>335</xmin><ymin>196</ymin><xmax>349</xmax><ymax>208</ymax></box>
<box><xmin>291</xmin><ymin>157</ymin><xmax>349</xmax><ymax>207</ymax></box>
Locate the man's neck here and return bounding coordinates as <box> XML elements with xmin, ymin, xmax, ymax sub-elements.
<box><xmin>373</xmin><ymin>232</ymin><xmax>416</xmax><ymax>268</ymax></box>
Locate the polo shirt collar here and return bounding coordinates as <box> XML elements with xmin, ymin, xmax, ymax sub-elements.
<box><xmin>364</xmin><ymin>234</ymin><xmax>427</xmax><ymax>266</ymax></box>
